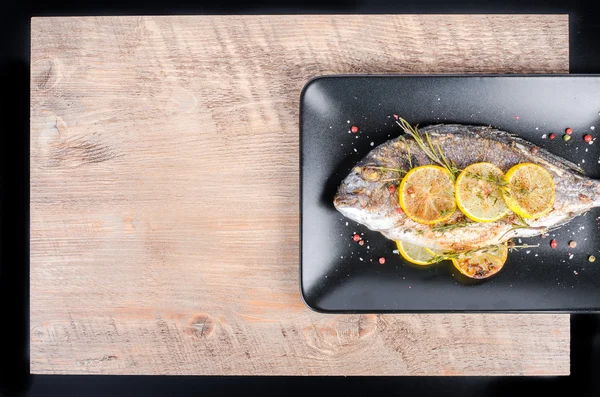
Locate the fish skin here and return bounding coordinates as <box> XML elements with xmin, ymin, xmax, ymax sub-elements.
<box><xmin>334</xmin><ymin>124</ymin><xmax>600</xmax><ymax>251</ymax></box>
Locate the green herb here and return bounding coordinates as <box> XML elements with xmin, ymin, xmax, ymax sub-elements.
<box><xmin>379</xmin><ymin>178</ymin><xmax>403</xmax><ymax>183</ymax></box>
<box><xmin>515</xmin><ymin>213</ymin><xmax>529</xmax><ymax>227</ymax></box>
<box><xmin>396</xmin><ymin>118</ymin><xmax>461</xmax><ymax>179</ymax></box>
<box><xmin>466</xmin><ymin>171</ymin><xmax>508</xmax><ymax>188</ymax></box>
<box><xmin>361</xmin><ymin>165</ymin><xmax>407</xmax><ymax>174</ymax></box>
<box><xmin>425</xmin><ymin>242</ymin><xmax>538</xmax><ymax>263</ymax></box>
<box><xmin>508</xmin><ymin>243</ymin><xmax>540</xmax><ymax>252</ymax></box>
<box><xmin>497</xmin><ymin>214</ymin><xmax>547</xmax><ymax>241</ymax></box>
<box><xmin>431</xmin><ymin>220</ymin><xmax>472</xmax><ymax>233</ymax></box>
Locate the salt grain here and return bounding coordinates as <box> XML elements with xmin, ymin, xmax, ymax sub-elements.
<box><xmin>353</xmin><ymin>148</ymin><xmax>357</xmax><ymax>152</ymax></box>
<box><xmin>592</xmin><ymin>126</ymin><xmax>596</xmax><ymax>130</ymax></box>
<box><xmin>370</xmin><ymin>142</ymin><xmax>374</xmax><ymax>146</ymax></box>
<box><xmin>542</xmin><ymin>134</ymin><xmax>547</xmax><ymax>139</ymax></box>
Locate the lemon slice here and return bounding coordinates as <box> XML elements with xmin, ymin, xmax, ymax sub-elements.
<box><xmin>399</xmin><ymin>165</ymin><xmax>456</xmax><ymax>224</ymax></box>
<box><xmin>455</xmin><ymin>162</ymin><xmax>510</xmax><ymax>222</ymax></box>
<box><xmin>451</xmin><ymin>243</ymin><xmax>508</xmax><ymax>279</ymax></box>
<box><xmin>396</xmin><ymin>240</ymin><xmax>441</xmax><ymax>266</ymax></box>
<box><xmin>502</xmin><ymin>163</ymin><xmax>555</xmax><ymax>219</ymax></box>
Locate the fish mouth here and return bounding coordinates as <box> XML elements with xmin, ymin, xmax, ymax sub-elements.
<box><xmin>333</xmin><ymin>192</ymin><xmax>359</xmax><ymax>209</ymax></box>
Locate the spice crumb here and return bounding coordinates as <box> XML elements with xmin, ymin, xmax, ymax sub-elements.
<box><xmin>569</xmin><ymin>240</ymin><xmax>577</xmax><ymax>248</ymax></box>
<box><xmin>589</xmin><ymin>255</ymin><xmax>596</xmax><ymax>263</ymax></box>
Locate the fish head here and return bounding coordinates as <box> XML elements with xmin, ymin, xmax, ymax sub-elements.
<box><xmin>333</xmin><ymin>165</ymin><xmax>399</xmax><ymax>230</ymax></box>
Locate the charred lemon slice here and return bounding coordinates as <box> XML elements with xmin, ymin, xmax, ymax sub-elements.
<box><xmin>396</xmin><ymin>240</ymin><xmax>441</xmax><ymax>266</ymax></box>
<box><xmin>399</xmin><ymin>165</ymin><xmax>456</xmax><ymax>224</ymax></box>
<box><xmin>455</xmin><ymin>162</ymin><xmax>510</xmax><ymax>222</ymax></box>
<box><xmin>502</xmin><ymin>163</ymin><xmax>555</xmax><ymax>219</ymax></box>
<box><xmin>451</xmin><ymin>242</ymin><xmax>508</xmax><ymax>279</ymax></box>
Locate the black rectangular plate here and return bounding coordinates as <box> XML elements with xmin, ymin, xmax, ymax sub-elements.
<box><xmin>300</xmin><ymin>75</ymin><xmax>600</xmax><ymax>313</ymax></box>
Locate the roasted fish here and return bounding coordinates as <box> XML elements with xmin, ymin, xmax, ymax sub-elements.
<box><xmin>334</xmin><ymin>124</ymin><xmax>600</xmax><ymax>251</ymax></box>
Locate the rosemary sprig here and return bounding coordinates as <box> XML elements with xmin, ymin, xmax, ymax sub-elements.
<box><xmin>508</xmin><ymin>243</ymin><xmax>540</xmax><ymax>252</ymax></box>
<box><xmin>431</xmin><ymin>220</ymin><xmax>472</xmax><ymax>233</ymax></box>
<box><xmin>497</xmin><ymin>213</ymin><xmax>547</xmax><ymax>240</ymax></box>
<box><xmin>361</xmin><ymin>165</ymin><xmax>407</xmax><ymax>174</ymax></box>
<box><xmin>425</xmin><ymin>242</ymin><xmax>539</xmax><ymax>263</ymax></box>
<box><xmin>515</xmin><ymin>213</ymin><xmax>529</xmax><ymax>227</ymax></box>
<box><xmin>466</xmin><ymin>172</ymin><xmax>508</xmax><ymax>188</ymax></box>
<box><xmin>396</xmin><ymin>118</ymin><xmax>461</xmax><ymax>179</ymax></box>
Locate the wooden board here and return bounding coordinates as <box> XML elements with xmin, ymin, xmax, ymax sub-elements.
<box><xmin>30</xmin><ymin>15</ymin><xmax>570</xmax><ymax>375</ymax></box>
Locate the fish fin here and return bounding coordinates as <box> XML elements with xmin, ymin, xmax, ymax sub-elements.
<box><xmin>420</xmin><ymin>124</ymin><xmax>586</xmax><ymax>175</ymax></box>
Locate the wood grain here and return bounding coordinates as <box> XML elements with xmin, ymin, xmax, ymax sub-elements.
<box><xmin>30</xmin><ymin>15</ymin><xmax>570</xmax><ymax>375</ymax></box>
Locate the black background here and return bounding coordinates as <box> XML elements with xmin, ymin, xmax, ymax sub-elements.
<box><xmin>1</xmin><ymin>0</ymin><xmax>600</xmax><ymax>396</ymax></box>
<box><xmin>301</xmin><ymin>76</ymin><xmax>600</xmax><ymax>313</ymax></box>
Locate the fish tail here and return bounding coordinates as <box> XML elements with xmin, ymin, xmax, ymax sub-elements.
<box><xmin>595</xmin><ymin>179</ymin><xmax>600</xmax><ymax>208</ymax></box>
